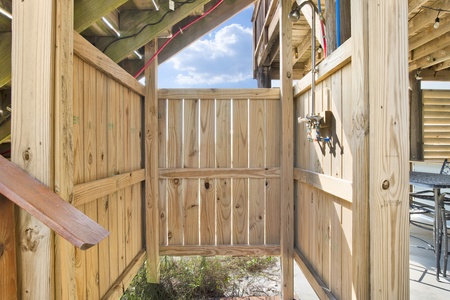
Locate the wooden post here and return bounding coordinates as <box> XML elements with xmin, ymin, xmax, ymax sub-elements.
<box><xmin>280</xmin><ymin>0</ymin><xmax>294</xmax><ymax>299</ymax></box>
<box><xmin>54</xmin><ymin>0</ymin><xmax>75</xmax><ymax>298</ymax></box>
<box><xmin>409</xmin><ymin>72</ymin><xmax>423</xmax><ymax>161</ymax></box>
<box><xmin>12</xmin><ymin>0</ymin><xmax>57</xmax><ymax>298</ymax></box>
<box><xmin>350</xmin><ymin>0</ymin><xmax>370</xmax><ymax>297</ymax></box>
<box><xmin>145</xmin><ymin>40</ymin><xmax>160</xmax><ymax>283</ymax></box>
<box><xmin>256</xmin><ymin>66</ymin><xmax>272</xmax><ymax>88</ymax></box>
<box><xmin>325</xmin><ymin>0</ymin><xmax>337</xmax><ymax>55</ymax></box>
<box><xmin>352</xmin><ymin>0</ymin><xmax>410</xmax><ymax>298</ymax></box>
<box><xmin>0</xmin><ymin>195</ymin><xmax>17</xmax><ymax>300</ymax></box>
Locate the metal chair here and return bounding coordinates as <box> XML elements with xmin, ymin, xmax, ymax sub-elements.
<box><xmin>410</xmin><ymin>159</ymin><xmax>450</xmax><ymax>277</ymax></box>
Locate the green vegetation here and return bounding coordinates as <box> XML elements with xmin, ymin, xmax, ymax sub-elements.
<box><xmin>121</xmin><ymin>256</ymin><xmax>278</xmax><ymax>300</ymax></box>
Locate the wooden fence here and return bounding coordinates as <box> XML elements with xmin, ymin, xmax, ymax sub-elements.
<box><xmin>293</xmin><ymin>40</ymin><xmax>353</xmax><ymax>299</ymax></box>
<box><xmin>72</xmin><ymin>33</ymin><xmax>146</xmax><ymax>299</ymax></box>
<box><xmin>157</xmin><ymin>89</ymin><xmax>282</xmax><ymax>256</ymax></box>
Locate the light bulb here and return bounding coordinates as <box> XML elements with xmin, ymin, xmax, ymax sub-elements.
<box><xmin>288</xmin><ymin>9</ymin><xmax>301</xmax><ymax>22</ymax></box>
<box><xmin>434</xmin><ymin>17</ymin><xmax>440</xmax><ymax>29</ymax></box>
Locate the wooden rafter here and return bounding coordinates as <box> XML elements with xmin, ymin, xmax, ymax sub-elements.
<box><xmin>132</xmin><ymin>0</ymin><xmax>159</xmax><ymax>10</ymax></box>
<box><xmin>74</xmin><ymin>0</ymin><xmax>128</xmax><ymax>32</ymax></box>
<box><xmin>0</xmin><ymin>32</ymin><xmax>11</xmax><ymax>88</ymax></box>
<box><xmin>104</xmin><ymin>0</ymin><xmax>211</xmax><ymax>63</ymax></box>
<box><xmin>408</xmin><ymin>0</ymin><xmax>450</xmax><ymax>36</ymax></box>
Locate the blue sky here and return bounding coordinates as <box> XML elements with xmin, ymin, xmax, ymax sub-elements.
<box><xmin>158</xmin><ymin>5</ymin><xmax>256</xmax><ymax>88</ymax></box>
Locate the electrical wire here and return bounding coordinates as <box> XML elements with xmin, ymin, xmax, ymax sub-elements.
<box><xmin>133</xmin><ymin>0</ymin><xmax>224</xmax><ymax>78</ymax></box>
<box><xmin>102</xmin><ymin>0</ymin><xmax>198</xmax><ymax>54</ymax></box>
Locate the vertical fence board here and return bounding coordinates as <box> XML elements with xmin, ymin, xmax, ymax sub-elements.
<box><xmin>158</xmin><ymin>99</ymin><xmax>167</xmax><ymax>246</ymax></box>
<box><xmin>249</xmin><ymin>100</ymin><xmax>265</xmax><ymax>245</ymax></box>
<box><xmin>0</xmin><ymin>196</ymin><xmax>17</xmax><ymax>300</ymax></box>
<box><xmin>341</xmin><ymin>65</ymin><xmax>353</xmax><ymax>181</ymax></box>
<box><xmin>330</xmin><ymin>70</ymin><xmax>343</xmax><ymax>178</ymax></box>
<box><xmin>184</xmin><ymin>100</ymin><xmax>199</xmax><ymax>245</ymax></box>
<box><xmin>233</xmin><ymin>99</ymin><xmax>249</xmax><ymax>245</ymax></box>
<box><xmin>167</xmin><ymin>100</ymin><xmax>183</xmax><ymax>245</ymax></box>
<box><xmin>200</xmin><ymin>99</ymin><xmax>216</xmax><ymax>245</ymax></box>
<box><xmin>96</xmin><ymin>70</ymin><xmax>110</xmax><ymax>297</ymax></box>
<box><xmin>331</xmin><ymin>201</ymin><xmax>343</xmax><ymax>297</ymax></box>
<box><xmin>123</xmin><ymin>89</ymin><xmax>133</xmax><ymax>266</ymax></box>
<box><xmin>266</xmin><ymin>100</ymin><xmax>281</xmax><ymax>244</ymax></box>
<box><xmin>83</xmin><ymin>63</ymin><xmax>100</xmax><ymax>300</ymax></box>
<box><xmin>216</xmin><ymin>100</ymin><xmax>231</xmax><ymax>245</ymax></box>
<box><xmin>74</xmin><ymin>57</ymin><xmax>86</xmax><ymax>300</ymax></box>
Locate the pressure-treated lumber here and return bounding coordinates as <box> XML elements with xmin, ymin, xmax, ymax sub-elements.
<box><xmin>0</xmin><ymin>32</ymin><xmax>11</xmax><ymax>88</ymax></box>
<box><xmin>160</xmin><ymin>245</ymin><xmax>281</xmax><ymax>257</ymax></box>
<box><xmin>0</xmin><ymin>195</ymin><xmax>17</xmax><ymax>300</ymax></box>
<box><xmin>279</xmin><ymin>1</ymin><xmax>294</xmax><ymax>299</ymax></box>
<box><xmin>74</xmin><ymin>0</ymin><xmax>127</xmax><ymax>33</ymax></box>
<box><xmin>159</xmin><ymin>167</ymin><xmax>280</xmax><ymax>178</ymax></box>
<box><xmin>145</xmin><ymin>40</ymin><xmax>160</xmax><ymax>283</ymax></box>
<box><xmin>0</xmin><ymin>155</ymin><xmax>109</xmax><ymax>249</ymax></box>
<box><xmin>73</xmin><ymin>169</ymin><xmax>145</xmax><ymax>206</ymax></box>
<box><xmin>105</xmin><ymin>0</ymin><xmax>210</xmax><ymax>63</ymax></box>
<box><xmin>350</xmin><ymin>0</ymin><xmax>370</xmax><ymax>298</ymax></box>
<box><xmin>158</xmin><ymin>88</ymin><xmax>280</xmax><ymax>100</ymax></box>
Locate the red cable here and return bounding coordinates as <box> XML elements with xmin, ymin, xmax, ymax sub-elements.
<box><xmin>134</xmin><ymin>0</ymin><xmax>224</xmax><ymax>79</ymax></box>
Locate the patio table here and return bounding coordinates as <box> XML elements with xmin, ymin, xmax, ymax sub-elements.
<box><xmin>410</xmin><ymin>171</ymin><xmax>450</xmax><ymax>280</ymax></box>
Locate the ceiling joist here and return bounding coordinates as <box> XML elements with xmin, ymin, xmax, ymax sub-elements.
<box><xmin>0</xmin><ymin>32</ymin><xmax>11</xmax><ymax>88</ymax></box>
<box><xmin>74</xmin><ymin>0</ymin><xmax>128</xmax><ymax>33</ymax></box>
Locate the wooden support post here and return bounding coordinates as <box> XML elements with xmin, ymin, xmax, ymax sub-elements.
<box><xmin>145</xmin><ymin>39</ymin><xmax>160</xmax><ymax>283</ymax></box>
<box><xmin>352</xmin><ymin>0</ymin><xmax>410</xmax><ymax>298</ymax></box>
<box><xmin>280</xmin><ymin>1</ymin><xmax>294</xmax><ymax>299</ymax></box>
<box><xmin>54</xmin><ymin>0</ymin><xmax>75</xmax><ymax>298</ymax></box>
<box><xmin>256</xmin><ymin>66</ymin><xmax>272</xmax><ymax>88</ymax></box>
<box><xmin>0</xmin><ymin>195</ymin><xmax>17</xmax><ymax>300</ymax></box>
<box><xmin>409</xmin><ymin>72</ymin><xmax>423</xmax><ymax>161</ymax></box>
<box><xmin>12</xmin><ymin>0</ymin><xmax>56</xmax><ymax>298</ymax></box>
<box><xmin>325</xmin><ymin>0</ymin><xmax>337</xmax><ymax>55</ymax></box>
<box><xmin>350</xmin><ymin>0</ymin><xmax>370</xmax><ymax>297</ymax></box>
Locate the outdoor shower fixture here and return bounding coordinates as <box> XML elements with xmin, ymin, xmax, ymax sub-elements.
<box><xmin>289</xmin><ymin>0</ymin><xmax>332</xmax><ymax>145</ymax></box>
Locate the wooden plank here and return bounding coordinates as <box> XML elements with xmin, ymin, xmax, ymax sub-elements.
<box><xmin>249</xmin><ymin>100</ymin><xmax>265</xmax><ymax>245</ymax></box>
<box><xmin>279</xmin><ymin>1</ymin><xmax>294</xmax><ymax>298</ymax></box>
<box><xmin>12</xmin><ymin>0</ymin><xmax>54</xmax><ymax>297</ymax></box>
<box><xmin>123</xmin><ymin>88</ymin><xmax>133</xmax><ymax>266</ymax></box>
<box><xmin>216</xmin><ymin>100</ymin><xmax>231</xmax><ymax>245</ymax></box>
<box><xmin>330</xmin><ymin>70</ymin><xmax>343</xmax><ymax>178</ymax></box>
<box><xmin>144</xmin><ymin>39</ymin><xmax>160</xmax><ymax>283</ymax></box>
<box><xmin>294</xmin><ymin>248</ymin><xmax>337</xmax><ymax>300</ymax></box>
<box><xmin>74</xmin><ymin>0</ymin><xmax>127</xmax><ymax>33</ymax></box>
<box><xmin>73</xmin><ymin>169</ymin><xmax>145</xmax><ymax>206</ymax></box>
<box><xmin>0</xmin><ymin>195</ymin><xmax>17</xmax><ymax>300</ymax></box>
<box><xmin>367</xmin><ymin>0</ymin><xmax>410</xmax><ymax>297</ymax></box>
<box><xmin>293</xmin><ymin>168</ymin><xmax>352</xmax><ymax>203</ymax></box>
<box><xmin>73</xmin><ymin>56</ymin><xmax>87</xmax><ymax>299</ymax></box>
<box><xmin>95</xmin><ymin>70</ymin><xmax>110</xmax><ymax>298</ymax></box>
<box><xmin>102</xmin><ymin>250</ymin><xmax>146</xmax><ymax>300</ymax></box>
<box><xmin>233</xmin><ymin>99</ymin><xmax>248</xmax><ymax>245</ymax></box>
<box><xmin>73</xmin><ymin>32</ymin><xmax>145</xmax><ymax>96</ymax></box>
<box><xmin>350</xmin><ymin>0</ymin><xmax>370</xmax><ymax>297</ymax></box>
<box><xmin>160</xmin><ymin>167</ymin><xmax>280</xmax><ymax>178</ymax></box>
<box><xmin>158</xmin><ymin>88</ymin><xmax>280</xmax><ymax>100</ymax></box>
<box><xmin>83</xmin><ymin>61</ymin><xmax>100</xmax><ymax>300</ymax></box>
<box><xmin>200</xmin><ymin>99</ymin><xmax>216</xmax><ymax>245</ymax></box>
<box><xmin>0</xmin><ymin>32</ymin><xmax>11</xmax><ymax>88</ymax></box>
<box><xmin>341</xmin><ymin>65</ymin><xmax>352</xmax><ymax>181</ymax></box>
<box><xmin>183</xmin><ymin>99</ymin><xmax>200</xmax><ymax>245</ymax></box>
<box><xmin>158</xmin><ymin>99</ymin><xmax>167</xmax><ymax>246</ymax></box>
<box><xmin>294</xmin><ymin>38</ymin><xmax>352</xmax><ymax>97</ymax></box>
<box><xmin>341</xmin><ymin>205</ymin><xmax>352</xmax><ymax>299</ymax></box>
<box><xmin>265</xmin><ymin>99</ymin><xmax>281</xmax><ymax>244</ymax></box>
<box><xmin>53</xmin><ymin>0</ymin><xmax>75</xmax><ymax>298</ymax></box>
<box><xmin>104</xmin><ymin>0</ymin><xmax>211</xmax><ymax>62</ymax></box>
<box><xmin>0</xmin><ymin>151</ymin><xmax>110</xmax><ymax>250</ymax></box>
<box><xmin>330</xmin><ymin>201</ymin><xmax>342</xmax><ymax>297</ymax></box>
<box><xmin>160</xmin><ymin>245</ymin><xmax>281</xmax><ymax>257</ymax></box>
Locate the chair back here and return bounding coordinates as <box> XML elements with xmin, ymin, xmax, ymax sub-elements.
<box><xmin>440</xmin><ymin>159</ymin><xmax>450</xmax><ymax>175</ymax></box>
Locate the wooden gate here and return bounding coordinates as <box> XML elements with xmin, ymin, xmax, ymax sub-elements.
<box><xmin>156</xmin><ymin>89</ymin><xmax>282</xmax><ymax>256</ymax></box>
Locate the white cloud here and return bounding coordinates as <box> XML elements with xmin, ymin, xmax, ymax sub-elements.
<box><xmin>162</xmin><ymin>23</ymin><xmax>254</xmax><ymax>87</ymax></box>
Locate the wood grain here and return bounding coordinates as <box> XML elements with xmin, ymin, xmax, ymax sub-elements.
<box><xmin>0</xmin><ymin>195</ymin><xmax>17</xmax><ymax>300</ymax></box>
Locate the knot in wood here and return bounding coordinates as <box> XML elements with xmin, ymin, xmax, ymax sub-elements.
<box><xmin>0</xmin><ymin>243</ymin><xmax>4</xmax><ymax>257</ymax></box>
<box><xmin>173</xmin><ymin>178</ymin><xmax>179</xmax><ymax>185</ymax></box>
<box><xmin>22</xmin><ymin>149</ymin><xmax>31</xmax><ymax>162</ymax></box>
<box><xmin>382</xmin><ymin>180</ymin><xmax>390</xmax><ymax>190</ymax></box>
<box><xmin>204</xmin><ymin>181</ymin><xmax>210</xmax><ymax>189</ymax></box>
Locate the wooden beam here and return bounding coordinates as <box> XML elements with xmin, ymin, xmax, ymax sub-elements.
<box><xmin>408</xmin><ymin>0</ymin><xmax>429</xmax><ymax>18</ymax></box>
<box><xmin>160</xmin><ymin>245</ymin><xmax>281</xmax><ymax>256</ymax></box>
<box><xmin>0</xmin><ymin>155</ymin><xmax>109</xmax><ymax>250</ymax></box>
<box><xmin>105</xmin><ymin>0</ymin><xmax>210</xmax><ymax>63</ymax></box>
<box><xmin>350</xmin><ymin>0</ymin><xmax>370</xmax><ymax>298</ymax></box>
<box><xmin>410</xmin><ymin>31</ymin><xmax>450</xmax><ymax>62</ymax></box>
<box><xmin>409</xmin><ymin>16</ymin><xmax>450</xmax><ymax>51</ymax></box>
<box><xmin>158</xmin><ymin>88</ymin><xmax>280</xmax><ymax>100</ymax></box>
<box><xmin>159</xmin><ymin>0</ymin><xmax>254</xmax><ymax>64</ymax></box>
<box><xmin>53</xmin><ymin>0</ymin><xmax>76</xmax><ymax>299</ymax></box>
<box><xmin>132</xmin><ymin>0</ymin><xmax>159</xmax><ymax>10</ymax></box>
<box><xmin>74</xmin><ymin>0</ymin><xmax>128</xmax><ymax>33</ymax></box>
<box><xmin>12</xmin><ymin>1</ymin><xmax>55</xmax><ymax>297</ymax></box>
<box><xmin>145</xmin><ymin>40</ymin><xmax>160</xmax><ymax>283</ymax></box>
<box><xmin>0</xmin><ymin>195</ymin><xmax>17</xmax><ymax>300</ymax></box>
<box><xmin>409</xmin><ymin>72</ymin><xmax>424</xmax><ymax>161</ymax></box>
<box><xmin>159</xmin><ymin>167</ymin><xmax>280</xmax><ymax>179</ymax></box>
<box><xmin>367</xmin><ymin>0</ymin><xmax>410</xmax><ymax>298</ymax></box>
<box><xmin>0</xmin><ymin>32</ymin><xmax>11</xmax><ymax>88</ymax></box>
<box><xmin>280</xmin><ymin>1</ymin><xmax>294</xmax><ymax>299</ymax></box>
<box><xmin>409</xmin><ymin>43</ymin><xmax>450</xmax><ymax>71</ymax></box>
<box><xmin>408</xmin><ymin>0</ymin><xmax>450</xmax><ymax>36</ymax></box>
